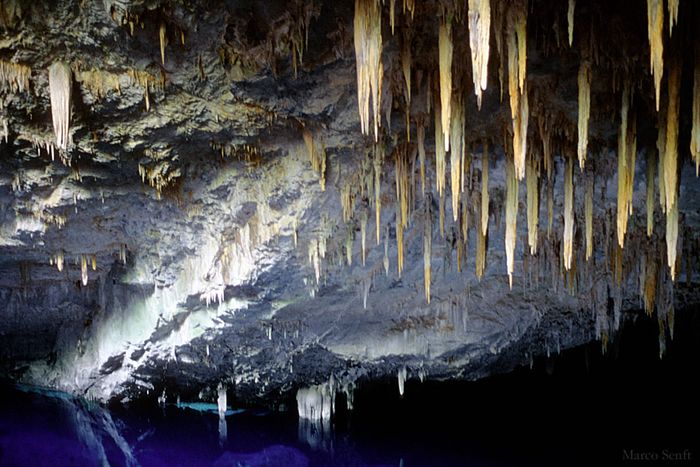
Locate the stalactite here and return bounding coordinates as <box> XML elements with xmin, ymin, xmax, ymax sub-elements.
<box><xmin>481</xmin><ymin>141</ymin><xmax>489</xmax><ymax>236</ymax></box>
<box><xmin>647</xmin><ymin>150</ymin><xmax>656</xmax><ymax>237</ymax></box>
<box><xmin>439</xmin><ymin>192</ymin><xmax>446</xmax><ymax>238</ymax></box>
<box><xmin>585</xmin><ymin>177</ymin><xmax>593</xmax><ymax>261</ymax></box>
<box><xmin>360</xmin><ymin>210</ymin><xmax>368</xmax><ymax>265</ymax></box>
<box><xmin>467</xmin><ymin>0</ymin><xmax>491</xmax><ymax>109</ymax></box>
<box><xmin>389</xmin><ymin>0</ymin><xmax>396</xmax><ymax>34</ymax></box>
<box><xmin>159</xmin><ymin>23</ymin><xmax>167</xmax><ymax>65</ymax></box>
<box><xmin>438</xmin><ymin>15</ymin><xmax>453</xmax><ymax>152</ymax></box>
<box><xmin>374</xmin><ymin>143</ymin><xmax>383</xmax><ymax>244</ymax></box>
<box><xmin>401</xmin><ymin>31</ymin><xmax>412</xmax><ymax>110</ymax></box>
<box><xmin>668</xmin><ymin>0</ymin><xmax>678</xmax><ymax>36</ymax></box>
<box><xmin>644</xmin><ymin>256</ymin><xmax>657</xmax><ymax>316</ymax></box>
<box><xmin>80</xmin><ymin>255</ymin><xmax>88</xmax><ymax>286</ymax></box>
<box><xmin>119</xmin><ymin>244</ymin><xmax>127</xmax><ymax>264</ymax></box>
<box><xmin>354</xmin><ymin>0</ymin><xmax>383</xmax><ymax>141</ymax></box>
<box><xmin>423</xmin><ymin>196</ymin><xmax>433</xmax><ymax>303</ymax></box>
<box><xmin>616</xmin><ymin>84</ymin><xmax>636</xmax><ymax>248</ymax></box>
<box><xmin>505</xmin><ymin>152</ymin><xmax>518</xmax><ymax>288</ymax></box>
<box><xmin>383</xmin><ymin>225</ymin><xmax>390</xmax><ymax>275</ymax></box>
<box><xmin>647</xmin><ymin>0</ymin><xmax>664</xmax><ymax>112</ymax></box>
<box><xmin>476</xmin><ymin>214</ymin><xmax>487</xmax><ymax>280</ymax></box>
<box><xmin>666</xmin><ymin>195</ymin><xmax>678</xmax><ymax>280</ymax></box>
<box><xmin>692</xmin><ymin>46</ymin><xmax>700</xmax><ymax>175</ymax></box>
<box><xmin>664</xmin><ymin>57</ymin><xmax>680</xmax><ymax>214</ymax></box>
<box><xmin>396</xmin><ymin>146</ymin><xmax>410</xmax><ymax>230</ymax></box>
<box><xmin>526</xmin><ymin>152</ymin><xmax>539</xmax><ymax>255</ymax></box>
<box><xmin>341</xmin><ymin>182</ymin><xmax>355</xmax><ymax>222</ymax></box>
<box><xmin>48</xmin><ymin>61</ymin><xmax>72</xmax><ymax>150</ymax></box>
<box><xmin>450</xmin><ymin>96</ymin><xmax>464</xmax><ymax>222</ymax></box>
<box><xmin>577</xmin><ymin>60</ymin><xmax>591</xmax><ymax>169</ymax></box>
<box><xmin>567</xmin><ymin>0</ymin><xmax>575</xmax><ymax>46</ymax></box>
<box><xmin>547</xmin><ymin>177</ymin><xmax>554</xmax><ymax>237</ymax></box>
<box><xmin>0</xmin><ymin>60</ymin><xmax>31</xmax><ymax>93</ymax></box>
<box><xmin>506</xmin><ymin>3</ymin><xmax>528</xmax><ymax>180</ymax></box>
<box><xmin>435</xmin><ymin>102</ymin><xmax>446</xmax><ymax>197</ymax></box>
<box><xmin>417</xmin><ymin>118</ymin><xmax>426</xmax><ymax>195</ymax></box>
<box><xmin>303</xmin><ymin>128</ymin><xmax>326</xmax><ymax>191</ymax></box>
<box><xmin>563</xmin><ymin>156</ymin><xmax>574</xmax><ymax>270</ymax></box>
<box><xmin>657</xmin><ymin>102</ymin><xmax>667</xmax><ymax>213</ymax></box>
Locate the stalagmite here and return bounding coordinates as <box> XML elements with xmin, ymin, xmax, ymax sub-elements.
<box><xmin>647</xmin><ymin>151</ymin><xmax>655</xmax><ymax>237</ymax></box>
<box><xmin>577</xmin><ymin>60</ymin><xmax>591</xmax><ymax>169</ymax></box>
<box><xmin>480</xmin><ymin>141</ymin><xmax>489</xmax><ymax>236</ymax></box>
<box><xmin>467</xmin><ymin>0</ymin><xmax>491</xmax><ymax>109</ymax></box>
<box><xmin>666</xmin><ymin>195</ymin><xmax>678</xmax><ymax>280</ymax></box>
<box><xmin>450</xmin><ymin>97</ymin><xmax>464</xmax><ymax>222</ymax></box>
<box><xmin>506</xmin><ymin>3</ymin><xmax>528</xmax><ymax>180</ymax></box>
<box><xmin>567</xmin><ymin>0</ymin><xmax>575</xmax><ymax>46</ymax></box>
<box><xmin>435</xmin><ymin>102</ymin><xmax>446</xmax><ymax>197</ymax></box>
<box><xmin>354</xmin><ymin>0</ymin><xmax>383</xmax><ymax>141</ymax></box>
<box><xmin>159</xmin><ymin>23</ymin><xmax>166</xmax><ymax>65</ymax></box>
<box><xmin>668</xmin><ymin>0</ymin><xmax>678</xmax><ymax>36</ymax></box>
<box><xmin>563</xmin><ymin>156</ymin><xmax>574</xmax><ymax>270</ymax></box>
<box><xmin>692</xmin><ymin>47</ymin><xmax>700</xmax><ymax>174</ymax></box>
<box><xmin>664</xmin><ymin>58</ymin><xmax>680</xmax><ymax>214</ymax></box>
<box><xmin>647</xmin><ymin>0</ymin><xmax>664</xmax><ymax>112</ymax></box>
<box><xmin>505</xmin><ymin>152</ymin><xmax>518</xmax><ymax>288</ymax></box>
<box><xmin>526</xmin><ymin>152</ymin><xmax>538</xmax><ymax>255</ymax></box>
<box><xmin>585</xmin><ymin>178</ymin><xmax>593</xmax><ymax>260</ymax></box>
<box><xmin>423</xmin><ymin>197</ymin><xmax>433</xmax><ymax>303</ymax></box>
<box><xmin>48</xmin><ymin>62</ymin><xmax>72</xmax><ymax>150</ymax></box>
<box><xmin>438</xmin><ymin>15</ymin><xmax>453</xmax><ymax>152</ymax></box>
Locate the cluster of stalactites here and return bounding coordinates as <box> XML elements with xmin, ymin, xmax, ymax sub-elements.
<box><xmin>303</xmin><ymin>128</ymin><xmax>327</xmax><ymax>191</ymax></box>
<box><xmin>467</xmin><ymin>0</ymin><xmax>491</xmax><ymax>109</ymax></box>
<box><xmin>505</xmin><ymin>2</ymin><xmax>528</xmax><ymax>180</ymax></box>
<box><xmin>0</xmin><ymin>60</ymin><xmax>30</xmax><ymax>93</ymax></box>
<box><xmin>354</xmin><ymin>0</ymin><xmax>383</xmax><ymax>141</ymax></box>
<box><xmin>48</xmin><ymin>61</ymin><xmax>72</xmax><ymax>151</ymax></box>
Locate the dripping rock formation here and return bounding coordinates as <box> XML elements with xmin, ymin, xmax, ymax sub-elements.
<box><xmin>0</xmin><ymin>0</ymin><xmax>699</xmax><ymax>408</ymax></box>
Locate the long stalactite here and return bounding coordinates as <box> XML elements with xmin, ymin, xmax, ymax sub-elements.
<box><xmin>691</xmin><ymin>45</ymin><xmax>700</xmax><ymax>175</ymax></box>
<box><xmin>505</xmin><ymin>150</ymin><xmax>518</xmax><ymax>288</ymax></box>
<box><xmin>526</xmin><ymin>151</ymin><xmax>539</xmax><ymax>255</ymax></box>
<box><xmin>563</xmin><ymin>156</ymin><xmax>574</xmax><ymax>270</ymax></box>
<box><xmin>438</xmin><ymin>14</ymin><xmax>454</xmax><ymax>152</ymax></box>
<box><xmin>468</xmin><ymin>0</ymin><xmax>491</xmax><ymax>109</ymax></box>
<box><xmin>616</xmin><ymin>84</ymin><xmax>636</xmax><ymax>248</ymax></box>
<box><xmin>647</xmin><ymin>0</ymin><xmax>664</xmax><ymax>112</ymax></box>
<box><xmin>48</xmin><ymin>61</ymin><xmax>72</xmax><ymax>150</ymax></box>
<box><xmin>664</xmin><ymin>57</ymin><xmax>680</xmax><ymax>214</ymax></box>
<box><xmin>354</xmin><ymin>0</ymin><xmax>383</xmax><ymax>141</ymax></box>
<box><xmin>506</xmin><ymin>2</ymin><xmax>528</xmax><ymax>180</ymax></box>
<box><xmin>450</xmin><ymin>96</ymin><xmax>464</xmax><ymax>222</ymax></box>
<box><xmin>577</xmin><ymin>60</ymin><xmax>591</xmax><ymax>169</ymax></box>
<box><xmin>585</xmin><ymin>176</ymin><xmax>593</xmax><ymax>261</ymax></box>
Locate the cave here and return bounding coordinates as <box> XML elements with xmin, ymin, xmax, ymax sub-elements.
<box><xmin>0</xmin><ymin>0</ymin><xmax>698</xmax><ymax>465</ymax></box>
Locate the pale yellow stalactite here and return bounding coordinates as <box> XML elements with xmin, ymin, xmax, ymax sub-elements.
<box><xmin>439</xmin><ymin>15</ymin><xmax>453</xmax><ymax>152</ymax></box>
<box><xmin>450</xmin><ymin>96</ymin><xmax>464</xmax><ymax>222</ymax></box>
<box><xmin>567</xmin><ymin>0</ymin><xmax>575</xmax><ymax>46</ymax></box>
<box><xmin>643</xmin><ymin>257</ymin><xmax>657</xmax><ymax>316</ymax></box>
<box><xmin>547</xmin><ymin>177</ymin><xmax>554</xmax><ymax>237</ymax></box>
<box><xmin>361</xmin><ymin>211</ymin><xmax>368</xmax><ymax>265</ymax></box>
<box><xmin>664</xmin><ymin>59</ymin><xmax>680</xmax><ymax>214</ymax></box>
<box><xmin>647</xmin><ymin>0</ymin><xmax>664</xmax><ymax>112</ymax></box>
<box><xmin>0</xmin><ymin>60</ymin><xmax>31</xmax><ymax>93</ymax></box>
<box><xmin>423</xmin><ymin>199</ymin><xmax>432</xmax><ymax>303</ymax></box>
<box><xmin>80</xmin><ymin>255</ymin><xmax>88</xmax><ymax>286</ymax></box>
<box><xmin>616</xmin><ymin>84</ymin><xmax>636</xmax><ymax>248</ymax></box>
<box><xmin>48</xmin><ymin>62</ymin><xmax>72</xmax><ymax>150</ymax></box>
<box><xmin>354</xmin><ymin>0</ymin><xmax>383</xmax><ymax>141</ymax></box>
<box><xmin>476</xmin><ymin>217</ymin><xmax>487</xmax><ymax>280</ymax></box>
<box><xmin>159</xmin><ymin>23</ymin><xmax>166</xmax><ymax>65</ymax></box>
<box><xmin>647</xmin><ymin>151</ymin><xmax>656</xmax><ymax>237</ymax></box>
<box><xmin>526</xmin><ymin>152</ymin><xmax>539</xmax><ymax>255</ymax></box>
<box><xmin>506</xmin><ymin>3</ymin><xmax>528</xmax><ymax>180</ymax></box>
<box><xmin>91</xmin><ymin>255</ymin><xmax>97</xmax><ymax>271</ymax></box>
<box><xmin>401</xmin><ymin>35</ymin><xmax>412</xmax><ymax>107</ymax></box>
<box><xmin>657</xmin><ymin>104</ymin><xmax>667</xmax><ymax>213</ymax></box>
<box><xmin>481</xmin><ymin>141</ymin><xmax>489</xmax><ymax>236</ymax></box>
<box><xmin>390</xmin><ymin>0</ymin><xmax>396</xmax><ymax>34</ymax></box>
<box><xmin>668</xmin><ymin>0</ymin><xmax>679</xmax><ymax>36</ymax></box>
<box><xmin>691</xmin><ymin>47</ymin><xmax>700</xmax><ymax>175</ymax></box>
<box><xmin>373</xmin><ymin>144</ymin><xmax>383</xmax><ymax>244</ymax></box>
<box><xmin>417</xmin><ymin>119</ymin><xmax>426</xmax><ymax>195</ymax></box>
<box><xmin>303</xmin><ymin>128</ymin><xmax>326</xmax><ymax>191</ymax></box>
<box><xmin>563</xmin><ymin>156</ymin><xmax>574</xmax><ymax>270</ymax></box>
<box><xmin>435</xmin><ymin>102</ymin><xmax>447</xmax><ymax>197</ymax></box>
<box><xmin>505</xmin><ymin>152</ymin><xmax>518</xmax><ymax>288</ymax></box>
<box><xmin>468</xmin><ymin>0</ymin><xmax>491</xmax><ymax>109</ymax></box>
<box><xmin>577</xmin><ymin>60</ymin><xmax>591</xmax><ymax>169</ymax></box>
<box><xmin>585</xmin><ymin>178</ymin><xmax>593</xmax><ymax>261</ymax></box>
<box><xmin>666</xmin><ymin>195</ymin><xmax>678</xmax><ymax>281</ymax></box>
